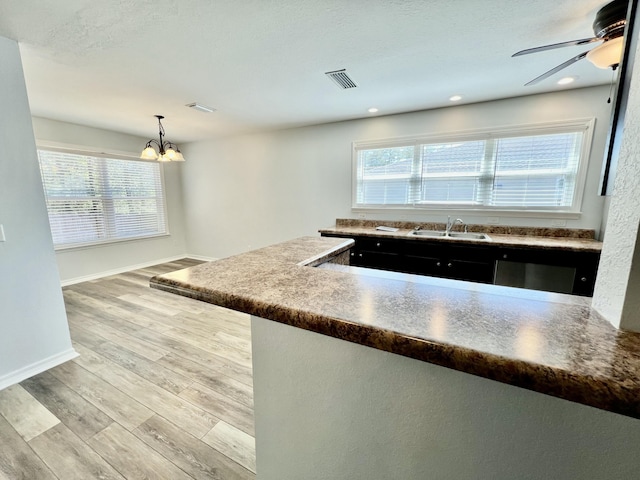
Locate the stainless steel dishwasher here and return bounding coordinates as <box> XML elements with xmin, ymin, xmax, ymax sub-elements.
<box><xmin>493</xmin><ymin>259</ymin><xmax>576</xmax><ymax>294</ymax></box>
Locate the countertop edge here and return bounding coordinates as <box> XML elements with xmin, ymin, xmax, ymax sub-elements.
<box><xmin>151</xmin><ymin>275</ymin><xmax>637</xmax><ymax>418</ymax></box>
<box><xmin>149</xmin><ymin>236</ymin><xmax>640</xmax><ymax>420</ymax></box>
<box><xmin>296</xmin><ymin>238</ymin><xmax>354</xmax><ymax>266</ymax></box>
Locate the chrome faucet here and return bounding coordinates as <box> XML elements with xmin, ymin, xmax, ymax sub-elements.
<box><xmin>445</xmin><ymin>216</ymin><xmax>464</xmax><ymax>234</ymax></box>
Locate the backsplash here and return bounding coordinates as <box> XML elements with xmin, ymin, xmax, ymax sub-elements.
<box><xmin>335</xmin><ymin>219</ymin><xmax>595</xmax><ymax>239</ymax></box>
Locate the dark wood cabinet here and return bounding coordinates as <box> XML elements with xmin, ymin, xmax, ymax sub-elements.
<box><xmin>402</xmin><ymin>242</ymin><xmax>494</xmax><ymax>283</ymax></box>
<box><xmin>346</xmin><ymin>235</ymin><xmax>495</xmax><ymax>284</ymax></box>
<box><xmin>327</xmin><ymin>233</ymin><xmax>600</xmax><ymax>297</ymax></box>
<box><xmin>349</xmin><ymin>237</ymin><xmax>404</xmax><ymax>270</ymax></box>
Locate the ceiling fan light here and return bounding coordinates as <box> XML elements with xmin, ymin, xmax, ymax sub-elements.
<box><xmin>140</xmin><ymin>146</ymin><xmax>158</xmax><ymax>160</ymax></box>
<box><xmin>587</xmin><ymin>36</ymin><xmax>624</xmax><ymax>69</ymax></box>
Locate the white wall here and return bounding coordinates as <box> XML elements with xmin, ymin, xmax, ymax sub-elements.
<box><xmin>252</xmin><ymin>316</ymin><xmax>640</xmax><ymax>480</ymax></box>
<box><xmin>592</xmin><ymin>36</ymin><xmax>640</xmax><ymax>332</ymax></box>
<box><xmin>182</xmin><ymin>86</ymin><xmax>612</xmax><ymax>259</ymax></box>
<box><xmin>0</xmin><ymin>37</ymin><xmax>75</xmax><ymax>389</ymax></box>
<box><xmin>32</xmin><ymin>117</ymin><xmax>188</xmax><ymax>283</ymax></box>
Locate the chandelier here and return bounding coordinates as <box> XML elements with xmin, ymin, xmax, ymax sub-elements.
<box><xmin>140</xmin><ymin>115</ymin><xmax>185</xmax><ymax>162</ymax></box>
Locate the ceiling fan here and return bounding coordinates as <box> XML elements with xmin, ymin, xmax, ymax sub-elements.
<box><xmin>513</xmin><ymin>0</ymin><xmax>630</xmax><ymax>85</ymax></box>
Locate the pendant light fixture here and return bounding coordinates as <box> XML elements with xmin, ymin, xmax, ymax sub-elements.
<box><xmin>140</xmin><ymin>115</ymin><xmax>185</xmax><ymax>162</ymax></box>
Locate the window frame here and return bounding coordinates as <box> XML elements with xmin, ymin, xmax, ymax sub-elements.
<box><xmin>36</xmin><ymin>143</ymin><xmax>170</xmax><ymax>251</ymax></box>
<box><xmin>351</xmin><ymin>119</ymin><xmax>595</xmax><ymax>218</ymax></box>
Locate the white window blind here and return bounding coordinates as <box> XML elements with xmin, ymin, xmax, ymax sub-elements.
<box><xmin>354</xmin><ymin>121</ymin><xmax>591</xmax><ymax>212</ymax></box>
<box><xmin>37</xmin><ymin>149</ymin><xmax>168</xmax><ymax>249</ymax></box>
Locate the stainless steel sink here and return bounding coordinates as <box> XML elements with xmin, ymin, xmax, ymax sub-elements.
<box><xmin>408</xmin><ymin>230</ymin><xmax>491</xmax><ymax>241</ymax></box>
<box><xmin>409</xmin><ymin>230</ymin><xmax>447</xmax><ymax>237</ymax></box>
<box><xmin>448</xmin><ymin>232</ymin><xmax>491</xmax><ymax>240</ymax></box>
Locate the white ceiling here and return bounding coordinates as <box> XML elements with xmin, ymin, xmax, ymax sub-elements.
<box><xmin>0</xmin><ymin>0</ymin><xmax>617</xmax><ymax>143</ymax></box>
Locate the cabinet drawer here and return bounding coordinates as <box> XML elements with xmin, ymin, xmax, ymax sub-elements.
<box><xmin>355</xmin><ymin>237</ymin><xmax>405</xmax><ymax>254</ymax></box>
<box><xmin>353</xmin><ymin>250</ymin><xmax>402</xmax><ymax>270</ymax></box>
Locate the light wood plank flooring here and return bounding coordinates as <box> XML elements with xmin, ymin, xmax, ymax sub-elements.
<box><xmin>0</xmin><ymin>259</ymin><xmax>256</xmax><ymax>480</ymax></box>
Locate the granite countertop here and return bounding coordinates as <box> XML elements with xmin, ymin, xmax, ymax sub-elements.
<box><xmin>150</xmin><ymin>236</ymin><xmax>640</xmax><ymax>419</ymax></box>
<box><xmin>319</xmin><ymin>221</ymin><xmax>603</xmax><ymax>253</ymax></box>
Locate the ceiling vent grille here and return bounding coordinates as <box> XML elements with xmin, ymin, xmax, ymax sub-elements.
<box><xmin>186</xmin><ymin>102</ymin><xmax>216</xmax><ymax>113</ymax></box>
<box><xmin>325</xmin><ymin>69</ymin><xmax>358</xmax><ymax>89</ymax></box>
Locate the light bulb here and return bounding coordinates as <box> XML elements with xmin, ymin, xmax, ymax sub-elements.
<box><xmin>587</xmin><ymin>37</ymin><xmax>624</xmax><ymax>69</ymax></box>
<box><xmin>165</xmin><ymin>148</ymin><xmax>177</xmax><ymax>160</ymax></box>
<box><xmin>140</xmin><ymin>146</ymin><xmax>158</xmax><ymax>160</ymax></box>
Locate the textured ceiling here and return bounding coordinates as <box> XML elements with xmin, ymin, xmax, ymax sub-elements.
<box><xmin>0</xmin><ymin>0</ymin><xmax>618</xmax><ymax>143</ymax></box>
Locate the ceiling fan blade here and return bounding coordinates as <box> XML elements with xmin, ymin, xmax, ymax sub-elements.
<box><xmin>513</xmin><ymin>37</ymin><xmax>600</xmax><ymax>57</ymax></box>
<box><xmin>524</xmin><ymin>51</ymin><xmax>589</xmax><ymax>86</ymax></box>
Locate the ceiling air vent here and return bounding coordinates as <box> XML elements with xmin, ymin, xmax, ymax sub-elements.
<box><xmin>325</xmin><ymin>69</ymin><xmax>358</xmax><ymax>89</ymax></box>
<box><xmin>186</xmin><ymin>102</ymin><xmax>216</xmax><ymax>113</ymax></box>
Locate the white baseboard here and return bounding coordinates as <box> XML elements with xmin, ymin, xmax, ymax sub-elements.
<box><xmin>59</xmin><ymin>254</ymin><xmax>213</xmax><ymax>286</ymax></box>
<box><xmin>185</xmin><ymin>254</ymin><xmax>218</xmax><ymax>262</ymax></box>
<box><xmin>0</xmin><ymin>348</ymin><xmax>79</xmax><ymax>391</ymax></box>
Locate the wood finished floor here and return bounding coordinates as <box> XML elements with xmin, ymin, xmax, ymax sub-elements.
<box><xmin>0</xmin><ymin>259</ymin><xmax>257</xmax><ymax>480</ymax></box>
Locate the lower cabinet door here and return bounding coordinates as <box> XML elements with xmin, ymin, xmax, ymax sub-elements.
<box><xmin>349</xmin><ymin>250</ymin><xmax>365</xmax><ymax>267</ymax></box>
<box><xmin>572</xmin><ymin>264</ymin><xmax>598</xmax><ymax>296</ymax></box>
<box><xmin>401</xmin><ymin>254</ymin><xmax>443</xmax><ymax>276</ymax></box>
<box><xmin>358</xmin><ymin>250</ymin><xmax>403</xmax><ymax>271</ymax></box>
<box><xmin>448</xmin><ymin>259</ymin><xmax>495</xmax><ymax>284</ymax></box>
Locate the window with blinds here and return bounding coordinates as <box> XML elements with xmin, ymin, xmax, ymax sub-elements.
<box><xmin>354</xmin><ymin>121</ymin><xmax>592</xmax><ymax>212</ymax></box>
<box><xmin>37</xmin><ymin>149</ymin><xmax>168</xmax><ymax>249</ymax></box>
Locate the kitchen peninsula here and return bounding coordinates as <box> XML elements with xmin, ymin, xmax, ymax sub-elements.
<box><xmin>151</xmin><ymin>235</ymin><xmax>640</xmax><ymax>480</ymax></box>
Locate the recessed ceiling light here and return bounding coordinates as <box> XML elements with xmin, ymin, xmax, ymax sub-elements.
<box><xmin>557</xmin><ymin>77</ymin><xmax>576</xmax><ymax>85</ymax></box>
<box><xmin>449</xmin><ymin>95</ymin><xmax>463</xmax><ymax>102</ymax></box>
<box><xmin>368</xmin><ymin>107</ymin><xmax>379</xmax><ymax>113</ymax></box>
<box><xmin>186</xmin><ymin>102</ymin><xmax>216</xmax><ymax>113</ymax></box>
